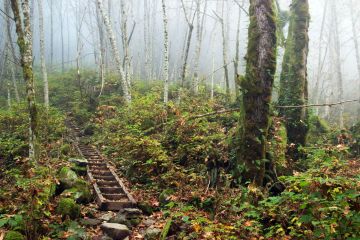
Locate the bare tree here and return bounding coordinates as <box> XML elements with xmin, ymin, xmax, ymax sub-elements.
<box><xmin>5</xmin><ymin>0</ymin><xmax>20</xmax><ymax>103</ymax></box>
<box><xmin>331</xmin><ymin>0</ymin><xmax>344</xmax><ymax>128</ymax></box>
<box><xmin>96</xmin><ymin>0</ymin><xmax>131</xmax><ymax>103</ymax></box>
<box><xmin>37</xmin><ymin>0</ymin><xmax>49</xmax><ymax>109</ymax></box>
<box><xmin>193</xmin><ymin>0</ymin><xmax>207</xmax><ymax>94</ymax></box>
<box><xmin>161</xmin><ymin>0</ymin><xmax>169</xmax><ymax>103</ymax></box>
<box><xmin>11</xmin><ymin>0</ymin><xmax>38</xmax><ymax>161</ymax></box>
<box><xmin>214</xmin><ymin>1</ymin><xmax>230</xmax><ymax>97</ymax></box>
<box><xmin>349</xmin><ymin>0</ymin><xmax>360</xmax><ymax>117</ymax></box>
<box><xmin>180</xmin><ymin>0</ymin><xmax>196</xmax><ymax>87</ymax></box>
<box><xmin>96</xmin><ymin>1</ymin><xmax>105</xmax><ymax>97</ymax></box>
<box><xmin>234</xmin><ymin>0</ymin><xmax>244</xmax><ymax>97</ymax></box>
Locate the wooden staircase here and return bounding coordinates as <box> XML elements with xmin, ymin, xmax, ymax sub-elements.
<box><xmin>66</xmin><ymin>119</ymin><xmax>136</xmax><ymax>211</ymax></box>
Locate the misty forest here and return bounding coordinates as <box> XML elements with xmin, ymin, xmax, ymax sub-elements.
<box><xmin>0</xmin><ymin>0</ymin><xmax>359</xmax><ymax>239</ymax></box>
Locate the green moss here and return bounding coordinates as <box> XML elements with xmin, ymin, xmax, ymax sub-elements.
<box><xmin>56</xmin><ymin>198</ymin><xmax>81</xmax><ymax>220</ymax></box>
<box><xmin>70</xmin><ymin>165</ymin><xmax>87</xmax><ymax>176</ymax></box>
<box><xmin>4</xmin><ymin>231</ymin><xmax>25</xmax><ymax>240</ymax></box>
<box><xmin>58</xmin><ymin>167</ymin><xmax>78</xmax><ymax>189</ymax></box>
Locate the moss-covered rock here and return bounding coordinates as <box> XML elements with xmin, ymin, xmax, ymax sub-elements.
<box><xmin>61</xmin><ymin>179</ymin><xmax>92</xmax><ymax>204</ymax></box>
<box><xmin>58</xmin><ymin>167</ymin><xmax>78</xmax><ymax>190</ymax></box>
<box><xmin>57</xmin><ymin>198</ymin><xmax>81</xmax><ymax>220</ymax></box>
<box><xmin>4</xmin><ymin>231</ymin><xmax>25</xmax><ymax>240</ymax></box>
<box><xmin>71</xmin><ymin>165</ymin><xmax>87</xmax><ymax>176</ymax></box>
<box><xmin>159</xmin><ymin>189</ymin><xmax>175</xmax><ymax>206</ymax></box>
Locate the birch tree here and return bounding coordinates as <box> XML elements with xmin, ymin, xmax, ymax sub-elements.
<box><xmin>161</xmin><ymin>0</ymin><xmax>169</xmax><ymax>103</ymax></box>
<box><xmin>10</xmin><ymin>0</ymin><xmax>38</xmax><ymax>161</ymax></box>
<box><xmin>37</xmin><ymin>0</ymin><xmax>49</xmax><ymax>109</ymax></box>
<box><xmin>235</xmin><ymin>0</ymin><xmax>277</xmax><ymax>187</ymax></box>
<box><xmin>96</xmin><ymin>0</ymin><xmax>131</xmax><ymax>103</ymax></box>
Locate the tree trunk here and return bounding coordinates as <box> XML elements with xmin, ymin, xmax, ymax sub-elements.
<box><xmin>180</xmin><ymin>0</ymin><xmax>195</xmax><ymax>87</ymax></box>
<box><xmin>278</xmin><ymin>0</ymin><xmax>310</xmax><ymax>159</ymax></box>
<box><xmin>5</xmin><ymin>0</ymin><xmax>20</xmax><ymax>103</ymax></box>
<box><xmin>37</xmin><ymin>0</ymin><xmax>49</xmax><ymax>109</ymax></box>
<box><xmin>313</xmin><ymin>0</ymin><xmax>328</xmax><ymax>115</ymax></box>
<box><xmin>96</xmin><ymin>2</ymin><xmax>105</xmax><ymax>97</ymax></box>
<box><xmin>96</xmin><ymin>0</ymin><xmax>131</xmax><ymax>103</ymax></box>
<box><xmin>50</xmin><ymin>0</ymin><xmax>53</xmax><ymax>69</ymax></box>
<box><xmin>161</xmin><ymin>0</ymin><xmax>169</xmax><ymax>103</ymax></box>
<box><xmin>235</xmin><ymin>0</ymin><xmax>277</xmax><ymax>187</ymax></box>
<box><xmin>349</xmin><ymin>0</ymin><xmax>360</xmax><ymax>118</ymax></box>
<box><xmin>60</xmin><ymin>1</ymin><xmax>65</xmax><ymax>73</ymax></box>
<box><xmin>120</xmin><ymin>0</ymin><xmax>131</xmax><ymax>88</ymax></box>
<box><xmin>331</xmin><ymin>0</ymin><xmax>344</xmax><ymax>128</ymax></box>
<box><xmin>234</xmin><ymin>0</ymin><xmax>244</xmax><ymax>98</ymax></box>
<box><xmin>193</xmin><ymin>0</ymin><xmax>207</xmax><ymax>94</ymax></box>
<box><xmin>11</xmin><ymin>0</ymin><xmax>38</xmax><ymax>162</ymax></box>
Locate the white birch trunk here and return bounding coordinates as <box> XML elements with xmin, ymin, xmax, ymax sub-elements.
<box><xmin>37</xmin><ymin>0</ymin><xmax>49</xmax><ymax>109</ymax></box>
<box><xmin>97</xmin><ymin>0</ymin><xmax>131</xmax><ymax>103</ymax></box>
<box><xmin>350</xmin><ymin>0</ymin><xmax>360</xmax><ymax>117</ymax></box>
<box><xmin>11</xmin><ymin>0</ymin><xmax>37</xmax><ymax>161</ymax></box>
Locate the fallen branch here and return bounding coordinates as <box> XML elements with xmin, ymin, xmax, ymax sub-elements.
<box><xmin>276</xmin><ymin>99</ymin><xmax>359</xmax><ymax>108</ymax></box>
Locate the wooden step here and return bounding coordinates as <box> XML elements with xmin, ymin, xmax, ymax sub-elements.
<box><xmin>102</xmin><ymin>193</ymin><xmax>127</xmax><ymax>201</ymax></box>
<box><xmin>96</xmin><ymin>180</ymin><xmax>120</xmax><ymax>187</ymax></box>
<box><xmin>99</xmin><ymin>187</ymin><xmax>125</xmax><ymax>194</ymax></box>
<box><xmin>93</xmin><ymin>175</ymin><xmax>116</xmax><ymax>181</ymax></box>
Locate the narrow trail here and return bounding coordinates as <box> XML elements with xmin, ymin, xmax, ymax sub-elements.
<box><xmin>65</xmin><ymin>118</ymin><xmax>141</xmax><ymax>239</ymax></box>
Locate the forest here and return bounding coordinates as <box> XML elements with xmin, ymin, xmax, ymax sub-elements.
<box><xmin>0</xmin><ymin>0</ymin><xmax>359</xmax><ymax>239</ymax></box>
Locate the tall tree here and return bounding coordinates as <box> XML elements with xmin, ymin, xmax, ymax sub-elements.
<box><xmin>235</xmin><ymin>0</ymin><xmax>277</xmax><ymax>186</ymax></box>
<box><xmin>11</xmin><ymin>0</ymin><xmax>38</xmax><ymax>161</ymax></box>
<box><xmin>349</xmin><ymin>0</ymin><xmax>360</xmax><ymax>117</ymax></box>
<box><xmin>5</xmin><ymin>0</ymin><xmax>20</xmax><ymax>103</ymax></box>
<box><xmin>96</xmin><ymin>0</ymin><xmax>131</xmax><ymax>103</ymax></box>
<box><xmin>330</xmin><ymin>0</ymin><xmax>344</xmax><ymax>128</ymax></box>
<box><xmin>161</xmin><ymin>0</ymin><xmax>169</xmax><ymax>103</ymax></box>
<box><xmin>278</xmin><ymin>0</ymin><xmax>310</xmax><ymax>159</ymax></box>
<box><xmin>37</xmin><ymin>0</ymin><xmax>49</xmax><ymax>109</ymax></box>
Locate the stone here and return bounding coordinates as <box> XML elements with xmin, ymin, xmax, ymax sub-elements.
<box><xmin>143</xmin><ymin>218</ymin><xmax>156</xmax><ymax>227</ymax></box>
<box><xmin>58</xmin><ymin>167</ymin><xmax>78</xmax><ymax>189</ymax></box>
<box><xmin>100</xmin><ymin>212</ymin><xmax>116</xmax><ymax>221</ymax></box>
<box><xmin>144</xmin><ymin>227</ymin><xmax>161</xmax><ymax>240</ymax></box>
<box><xmin>100</xmin><ymin>223</ymin><xmax>130</xmax><ymax>240</ymax></box>
<box><xmin>159</xmin><ymin>189</ymin><xmax>174</xmax><ymax>206</ymax></box>
<box><xmin>110</xmin><ymin>208</ymin><xmax>142</xmax><ymax>228</ymax></box>
<box><xmin>80</xmin><ymin>218</ymin><xmax>102</xmax><ymax>227</ymax></box>
<box><xmin>61</xmin><ymin>179</ymin><xmax>92</xmax><ymax>204</ymax></box>
<box><xmin>56</xmin><ymin>198</ymin><xmax>81</xmax><ymax>220</ymax></box>
<box><xmin>138</xmin><ymin>202</ymin><xmax>154</xmax><ymax>215</ymax></box>
<box><xmin>69</xmin><ymin>158</ymin><xmax>88</xmax><ymax>167</ymax></box>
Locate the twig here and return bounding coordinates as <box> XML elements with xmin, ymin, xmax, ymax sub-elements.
<box><xmin>277</xmin><ymin>99</ymin><xmax>359</xmax><ymax>108</ymax></box>
<box><xmin>0</xmin><ymin>8</ymin><xmax>14</xmax><ymax>21</ymax></box>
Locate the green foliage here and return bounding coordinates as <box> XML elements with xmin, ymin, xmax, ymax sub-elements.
<box><xmin>350</xmin><ymin>121</ymin><xmax>360</xmax><ymax>156</ymax></box>
<box><xmin>4</xmin><ymin>231</ymin><xmax>25</xmax><ymax>240</ymax></box>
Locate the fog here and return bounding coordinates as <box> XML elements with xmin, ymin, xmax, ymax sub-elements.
<box><xmin>0</xmin><ymin>0</ymin><xmax>359</xmax><ymax>121</ymax></box>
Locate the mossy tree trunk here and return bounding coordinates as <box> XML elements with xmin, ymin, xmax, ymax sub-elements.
<box><xmin>235</xmin><ymin>0</ymin><xmax>277</xmax><ymax>187</ymax></box>
<box><xmin>11</xmin><ymin>0</ymin><xmax>38</xmax><ymax>161</ymax></box>
<box><xmin>278</xmin><ymin>0</ymin><xmax>310</xmax><ymax>160</ymax></box>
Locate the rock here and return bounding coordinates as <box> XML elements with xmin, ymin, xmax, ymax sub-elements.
<box><xmin>80</xmin><ymin>218</ymin><xmax>102</xmax><ymax>227</ymax></box>
<box><xmin>110</xmin><ymin>208</ymin><xmax>142</xmax><ymax>228</ymax></box>
<box><xmin>4</xmin><ymin>231</ymin><xmax>25</xmax><ymax>240</ymax></box>
<box><xmin>143</xmin><ymin>218</ymin><xmax>156</xmax><ymax>227</ymax></box>
<box><xmin>58</xmin><ymin>167</ymin><xmax>78</xmax><ymax>189</ymax></box>
<box><xmin>71</xmin><ymin>165</ymin><xmax>87</xmax><ymax>176</ymax></box>
<box><xmin>100</xmin><ymin>223</ymin><xmax>130</xmax><ymax>240</ymax></box>
<box><xmin>61</xmin><ymin>179</ymin><xmax>92</xmax><ymax>204</ymax></box>
<box><xmin>144</xmin><ymin>227</ymin><xmax>161</xmax><ymax>240</ymax></box>
<box><xmin>69</xmin><ymin>158</ymin><xmax>88</xmax><ymax>167</ymax></box>
<box><xmin>100</xmin><ymin>212</ymin><xmax>116</xmax><ymax>221</ymax></box>
<box><xmin>56</xmin><ymin>197</ymin><xmax>81</xmax><ymax>220</ymax></box>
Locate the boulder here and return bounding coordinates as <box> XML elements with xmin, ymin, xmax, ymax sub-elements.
<box><xmin>56</xmin><ymin>197</ymin><xmax>81</xmax><ymax>220</ymax></box>
<box><xmin>109</xmin><ymin>208</ymin><xmax>142</xmax><ymax>228</ymax></box>
<box><xmin>69</xmin><ymin>158</ymin><xmax>88</xmax><ymax>167</ymax></box>
<box><xmin>100</xmin><ymin>223</ymin><xmax>130</xmax><ymax>240</ymax></box>
<box><xmin>61</xmin><ymin>179</ymin><xmax>92</xmax><ymax>204</ymax></box>
<box><xmin>58</xmin><ymin>167</ymin><xmax>78</xmax><ymax>189</ymax></box>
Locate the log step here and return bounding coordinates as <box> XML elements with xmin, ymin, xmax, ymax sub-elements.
<box><xmin>99</xmin><ymin>187</ymin><xmax>125</xmax><ymax>194</ymax></box>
